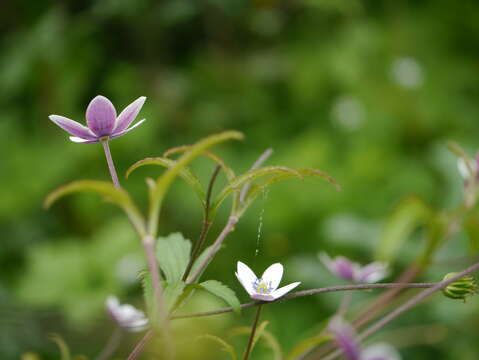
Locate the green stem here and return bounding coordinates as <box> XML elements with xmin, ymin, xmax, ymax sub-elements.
<box><xmin>242</xmin><ymin>304</ymin><xmax>263</xmax><ymax>360</ymax></box>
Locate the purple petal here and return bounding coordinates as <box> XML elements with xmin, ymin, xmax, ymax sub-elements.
<box><xmin>329</xmin><ymin>318</ymin><xmax>361</xmax><ymax>360</ymax></box>
<box><xmin>114</xmin><ymin>96</ymin><xmax>146</xmax><ymax>133</ymax></box>
<box><xmin>49</xmin><ymin>115</ymin><xmax>96</xmax><ymax>139</ymax></box>
<box><xmin>356</xmin><ymin>262</ymin><xmax>388</xmax><ymax>283</ymax></box>
<box><xmin>110</xmin><ymin>119</ymin><xmax>146</xmax><ymax>140</ymax></box>
<box><xmin>334</xmin><ymin>257</ymin><xmax>356</xmax><ymax>282</ymax></box>
<box><xmin>86</xmin><ymin>95</ymin><xmax>117</xmax><ymax>136</ymax></box>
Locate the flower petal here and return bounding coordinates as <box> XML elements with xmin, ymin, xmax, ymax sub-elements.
<box><xmin>250</xmin><ymin>293</ymin><xmax>275</xmax><ymax>301</ymax></box>
<box><xmin>49</xmin><ymin>115</ymin><xmax>96</xmax><ymax>139</ymax></box>
<box><xmin>271</xmin><ymin>281</ymin><xmax>300</xmax><ymax>299</ymax></box>
<box><xmin>110</xmin><ymin>119</ymin><xmax>146</xmax><ymax>140</ymax></box>
<box><xmin>329</xmin><ymin>317</ymin><xmax>361</xmax><ymax>360</ymax></box>
<box><xmin>86</xmin><ymin>95</ymin><xmax>117</xmax><ymax>136</ymax></box>
<box><xmin>69</xmin><ymin>136</ymin><xmax>99</xmax><ymax>144</ymax></box>
<box><xmin>356</xmin><ymin>262</ymin><xmax>388</xmax><ymax>283</ymax></box>
<box><xmin>319</xmin><ymin>253</ymin><xmax>355</xmax><ymax>282</ymax></box>
<box><xmin>361</xmin><ymin>343</ymin><xmax>401</xmax><ymax>360</ymax></box>
<box><xmin>236</xmin><ymin>261</ymin><xmax>257</xmax><ymax>295</ymax></box>
<box><xmin>261</xmin><ymin>263</ymin><xmax>283</xmax><ymax>291</ymax></box>
<box><xmin>114</xmin><ymin>96</ymin><xmax>146</xmax><ymax>133</ymax></box>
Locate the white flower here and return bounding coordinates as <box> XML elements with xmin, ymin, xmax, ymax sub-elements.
<box><xmin>235</xmin><ymin>261</ymin><xmax>301</xmax><ymax>301</ymax></box>
<box><xmin>106</xmin><ymin>296</ymin><xmax>148</xmax><ymax>332</ymax></box>
<box><xmin>319</xmin><ymin>252</ymin><xmax>388</xmax><ymax>283</ymax></box>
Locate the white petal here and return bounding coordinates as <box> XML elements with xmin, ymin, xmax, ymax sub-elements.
<box><xmin>457</xmin><ymin>158</ymin><xmax>475</xmax><ymax>180</ymax></box>
<box><xmin>69</xmin><ymin>136</ymin><xmax>98</xmax><ymax>144</ymax></box>
<box><xmin>106</xmin><ymin>296</ymin><xmax>120</xmax><ymax>312</ymax></box>
<box><xmin>236</xmin><ymin>261</ymin><xmax>258</xmax><ymax>295</ymax></box>
<box><xmin>261</xmin><ymin>263</ymin><xmax>283</xmax><ymax>291</ymax></box>
<box><xmin>357</xmin><ymin>262</ymin><xmax>389</xmax><ymax>283</ymax></box>
<box><xmin>362</xmin><ymin>343</ymin><xmax>401</xmax><ymax>360</ymax></box>
<box><xmin>271</xmin><ymin>281</ymin><xmax>301</xmax><ymax>299</ymax></box>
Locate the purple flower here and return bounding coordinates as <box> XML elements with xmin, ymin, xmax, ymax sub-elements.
<box><xmin>329</xmin><ymin>317</ymin><xmax>401</xmax><ymax>360</ymax></box>
<box><xmin>319</xmin><ymin>252</ymin><xmax>388</xmax><ymax>283</ymax></box>
<box><xmin>106</xmin><ymin>296</ymin><xmax>148</xmax><ymax>332</ymax></box>
<box><xmin>49</xmin><ymin>95</ymin><xmax>146</xmax><ymax>144</ymax></box>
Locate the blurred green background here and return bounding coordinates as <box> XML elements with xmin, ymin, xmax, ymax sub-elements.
<box><xmin>2</xmin><ymin>0</ymin><xmax>479</xmax><ymax>359</ymax></box>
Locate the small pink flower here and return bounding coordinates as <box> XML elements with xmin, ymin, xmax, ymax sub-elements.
<box><xmin>49</xmin><ymin>95</ymin><xmax>146</xmax><ymax>143</ymax></box>
<box><xmin>319</xmin><ymin>252</ymin><xmax>388</xmax><ymax>283</ymax></box>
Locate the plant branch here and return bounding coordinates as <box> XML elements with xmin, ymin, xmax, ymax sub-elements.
<box><xmin>171</xmin><ymin>282</ymin><xmax>437</xmax><ymax>320</ymax></box>
<box><xmin>96</xmin><ymin>328</ymin><xmax>122</xmax><ymax>360</ymax></box>
<box><xmin>182</xmin><ymin>165</ymin><xmax>222</xmax><ymax>281</ymax></box>
<box><xmin>242</xmin><ymin>304</ymin><xmax>263</xmax><ymax>360</ymax></box>
<box><xmin>319</xmin><ymin>261</ymin><xmax>479</xmax><ymax>360</ymax></box>
<box><xmin>101</xmin><ymin>139</ymin><xmax>121</xmax><ymax>188</ymax></box>
<box><xmin>127</xmin><ymin>330</ymin><xmax>154</xmax><ymax>360</ymax></box>
<box><xmin>186</xmin><ymin>215</ymin><xmax>239</xmax><ymax>284</ymax></box>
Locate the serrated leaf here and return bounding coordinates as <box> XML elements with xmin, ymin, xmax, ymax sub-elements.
<box><xmin>140</xmin><ymin>273</ymin><xmax>155</xmax><ymax>320</ymax></box>
<box><xmin>156</xmin><ymin>233</ymin><xmax>192</xmax><ymax>283</ymax></box>
<box><xmin>44</xmin><ymin>180</ymin><xmax>144</xmax><ymax>234</ymax></box>
<box><xmin>125</xmin><ymin>157</ymin><xmax>206</xmax><ymax>207</ymax></box>
<box><xmin>199</xmin><ymin>280</ymin><xmax>241</xmax><ymax>314</ymax></box>
<box><xmin>375</xmin><ymin>196</ymin><xmax>432</xmax><ymax>262</ymax></box>
<box><xmin>286</xmin><ymin>335</ymin><xmax>331</xmax><ymax>360</ymax></box>
<box><xmin>197</xmin><ymin>334</ymin><xmax>237</xmax><ymax>360</ymax></box>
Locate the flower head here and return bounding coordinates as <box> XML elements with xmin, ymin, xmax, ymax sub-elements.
<box><xmin>319</xmin><ymin>252</ymin><xmax>388</xmax><ymax>283</ymax></box>
<box><xmin>49</xmin><ymin>95</ymin><xmax>146</xmax><ymax>144</ymax></box>
<box><xmin>442</xmin><ymin>272</ymin><xmax>477</xmax><ymax>302</ymax></box>
<box><xmin>106</xmin><ymin>296</ymin><xmax>148</xmax><ymax>332</ymax></box>
<box><xmin>329</xmin><ymin>317</ymin><xmax>401</xmax><ymax>360</ymax></box>
<box><xmin>235</xmin><ymin>261</ymin><xmax>301</xmax><ymax>301</ymax></box>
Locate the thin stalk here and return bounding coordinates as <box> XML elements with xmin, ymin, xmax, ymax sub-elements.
<box><xmin>101</xmin><ymin>139</ymin><xmax>121</xmax><ymax>188</ymax></box>
<box><xmin>182</xmin><ymin>165</ymin><xmax>221</xmax><ymax>281</ymax></box>
<box><xmin>96</xmin><ymin>328</ymin><xmax>122</xmax><ymax>360</ymax></box>
<box><xmin>242</xmin><ymin>304</ymin><xmax>263</xmax><ymax>360</ymax></box>
<box><xmin>240</xmin><ymin>148</ymin><xmax>273</xmax><ymax>203</ymax></box>
<box><xmin>127</xmin><ymin>330</ymin><xmax>154</xmax><ymax>360</ymax></box>
<box><xmin>319</xmin><ymin>261</ymin><xmax>479</xmax><ymax>360</ymax></box>
<box><xmin>186</xmin><ymin>215</ymin><xmax>238</xmax><ymax>284</ymax></box>
<box><xmin>171</xmin><ymin>282</ymin><xmax>437</xmax><ymax>320</ymax></box>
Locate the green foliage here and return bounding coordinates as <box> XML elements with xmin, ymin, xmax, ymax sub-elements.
<box><xmin>196</xmin><ymin>334</ymin><xmax>237</xmax><ymax>360</ymax></box>
<box><xmin>156</xmin><ymin>233</ymin><xmax>192</xmax><ymax>283</ymax></box>
<box><xmin>198</xmin><ymin>280</ymin><xmax>241</xmax><ymax>315</ymax></box>
<box><xmin>230</xmin><ymin>321</ymin><xmax>282</xmax><ymax>360</ymax></box>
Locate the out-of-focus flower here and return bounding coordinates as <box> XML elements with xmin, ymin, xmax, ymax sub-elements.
<box><xmin>442</xmin><ymin>272</ymin><xmax>477</xmax><ymax>302</ymax></box>
<box><xmin>49</xmin><ymin>95</ymin><xmax>146</xmax><ymax>144</ymax></box>
<box><xmin>319</xmin><ymin>252</ymin><xmax>388</xmax><ymax>283</ymax></box>
<box><xmin>391</xmin><ymin>57</ymin><xmax>424</xmax><ymax>89</ymax></box>
<box><xmin>235</xmin><ymin>261</ymin><xmax>301</xmax><ymax>301</ymax></box>
<box><xmin>329</xmin><ymin>317</ymin><xmax>401</xmax><ymax>360</ymax></box>
<box><xmin>457</xmin><ymin>158</ymin><xmax>478</xmax><ymax>182</ymax></box>
<box><xmin>106</xmin><ymin>296</ymin><xmax>148</xmax><ymax>332</ymax></box>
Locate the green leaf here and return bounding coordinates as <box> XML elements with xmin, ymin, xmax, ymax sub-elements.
<box><xmin>125</xmin><ymin>157</ymin><xmax>206</xmax><ymax>207</ymax></box>
<box><xmin>44</xmin><ymin>180</ymin><xmax>145</xmax><ymax>235</ymax></box>
<box><xmin>199</xmin><ymin>280</ymin><xmax>241</xmax><ymax>314</ymax></box>
<box><xmin>187</xmin><ymin>244</ymin><xmax>214</xmax><ymax>283</ymax></box>
<box><xmin>375</xmin><ymin>196</ymin><xmax>432</xmax><ymax>262</ymax></box>
<box><xmin>163</xmin><ymin>145</ymin><xmax>236</xmax><ymax>181</ymax></box>
<box><xmin>140</xmin><ymin>272</ymin><xmax>155</xmax><ymax>320</ymax></box>
<box><xmin>197</xmin><ymin>334</ymin><xmax>237</xmax><ymax>360</ymax></box>
<box><xmin>156</xmin><ymin>232</ymin><xmax>192</xmax><ymax>283</ymax></box>
<box><xmin>164</xmin><ymin>280</ymin><xmax>186</xmax><ymax>311</ymax></box>
<box><xmin>286</xmin><ymin>335</ymin><xmax>331</xmax><ymax>360</ymax></box>
<box><xmin>230</xmin><ymin>321</ymin><xmax>282</xmax><ymax>360</ymax></box>
<box><xmin>48</xmin><ymin>334</ymin><xmax>71</xmax><ymax>360</ymax></box>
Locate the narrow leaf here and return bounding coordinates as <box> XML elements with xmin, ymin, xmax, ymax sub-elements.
<box><xmin>286</xmin><ymin>335</ymin><xmax>331</xmax><ymax>360</ymax></box>
<box><xmin>197</xmin><ymin>334</ymin><xmax>237</xmax><ymax>360</ymax></box>
<box><xmin>230</xmin><ymin>321</ymin><xmax>283</xmax><ymax>360</ymax></box>
<box><xmin>48</xmin><ymin>334</ymin><xmax>71</xmax><ymax>360</ymax></box>
<box><xmin>199</xmin><ymin>280</ymin><xmax>241</xmax><ymax>314</ymax></box>
<box><xmin>156</xmin><ymin>233</ymin><xmax>192</xmax><ymax>283</ymax></box>
<box><xmin>125</xmin><ymin>157</ymin><xmax>206</xmax><ymax>207</ymax></box>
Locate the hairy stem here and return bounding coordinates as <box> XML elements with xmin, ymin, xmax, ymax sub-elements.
<box><xmin>171</xmin><ymin>282</ymin><xmax>437</xmax><ymax>320</ymax></box>
<box><xmin>186</xmin><ymin>215</ymin><xmax>238</xmax><ymax>284</ymax></box>
<box><xmin>182</xmin><ymin>165</ymin><xmax>221</xmax><ymax>281</ymax></box>
<box><xmin>101</xmin><ymin>139</ymin><xmax>121</xmax><ymax>188</ymax></box>
<box><xmin>319</xmin><ymin>261</ymin><xmax>479</xmax><ymax>360</ymax></box>
<box><xmin>242</xmin><ymin>304</ymin><xmax>263</xmax><ymax>360</ymax></box>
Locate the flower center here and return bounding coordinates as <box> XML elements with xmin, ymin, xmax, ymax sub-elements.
<box><xmin>252</xmin><ymin>278</ymin><xmax>273</xmax><ymax>294</ymax></box>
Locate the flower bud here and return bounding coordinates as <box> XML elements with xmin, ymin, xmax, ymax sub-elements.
<box><xmin>442</xmin><ymin>273</ymin><xmax>477</xmax><ymax>301</ymax></box>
